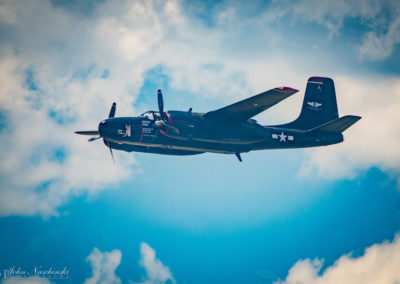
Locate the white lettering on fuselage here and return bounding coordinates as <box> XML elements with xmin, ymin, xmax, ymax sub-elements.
<box><xmin>141</xmin><ymin>120</ymin><xmax>156</xmax><ymax>137</ymax></box>
<box><xmin>118</xmin><ymin>124</ymin><xmax>131</xmax><ymax>137</ymax></box>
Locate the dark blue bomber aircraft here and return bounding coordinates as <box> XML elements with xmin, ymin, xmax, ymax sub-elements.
<box><xmin>76</xmin><ymin>77</ymin><xmax>361</xmax><ymax>162</ymax></box>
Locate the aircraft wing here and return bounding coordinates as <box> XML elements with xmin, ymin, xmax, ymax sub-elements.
<box><xmin>203</xmin><ymin>87</ymin><xmax>298</xmax><ymax>121</ymax></box>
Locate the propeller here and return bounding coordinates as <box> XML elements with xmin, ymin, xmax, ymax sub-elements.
<box><xmin>75</xmin><ymin>102</ymin><xmax>117</xmax><ymax>163</ymax></box>
<box><xmin>155</xmin><ymin>89</ymin><xmax>179</xmax><ymax>134</ymax></box>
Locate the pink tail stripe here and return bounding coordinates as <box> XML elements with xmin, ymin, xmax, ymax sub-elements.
<box><xmin>274</xmin><ymin>86</ymin><xmax>298</xmax><ymax>93</ymax></box>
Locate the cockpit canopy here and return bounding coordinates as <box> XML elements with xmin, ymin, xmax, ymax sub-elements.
<box><xmin>139</xmin><ymin>110</ymin><xmax>160</xmax><ymax>120</ymax></box>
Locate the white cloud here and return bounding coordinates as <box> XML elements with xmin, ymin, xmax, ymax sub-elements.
<box><xmin>0</xmin><ymin>58</ymin><xmax>137</xmax><ymax>215</ymax></box>
<box><xmin>133</xmin><ymin>242</ymin><xmax>176</xmax><ymax>284</ymax></box>
<box><xmin>84</xmin><ymin>244</ymin><xmax>175</xmax><ymax>284</ymax></box>
<box><xmin>84</xmin><ymin>248</ymin><xmax>122</xmax><ymax>284</ymax></box>
<box><xmin>274</xmin><ymin>234</ymin><xmax>400</xmax><ymax>284</ymax></box>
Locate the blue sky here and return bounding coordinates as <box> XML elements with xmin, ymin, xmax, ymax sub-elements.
<box><xmin>0</xmin><ymin>0</ymin><xmax>400</xmax><ymax>283</ymax></box>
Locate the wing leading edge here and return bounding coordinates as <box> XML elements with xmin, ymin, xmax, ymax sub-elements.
<box><xmin>203</xmin><ymin>87</ymin><xmax>298</xmax><ymax>121</ymax></box>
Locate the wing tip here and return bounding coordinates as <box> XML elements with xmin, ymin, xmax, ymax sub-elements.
<box><xmin>274</xmin><ymin>86</ymin><xmax>298</xmax><ymax>93</ymax></box>
<box><xmin>348</xmin><ymin>115</ymin><xmax>362</xmax><ymax>121</ymax></box>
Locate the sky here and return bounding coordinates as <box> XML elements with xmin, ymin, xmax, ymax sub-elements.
<box><xmin>0</xmin><ymin>0</ymin><xmax>400</xmax><ymax>283</ymax></box>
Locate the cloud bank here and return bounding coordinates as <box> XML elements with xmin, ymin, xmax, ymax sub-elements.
<box><xmin>275</xmin><ymin>234</ymin><xmax>400</xmax><ymax>284</ymax></box>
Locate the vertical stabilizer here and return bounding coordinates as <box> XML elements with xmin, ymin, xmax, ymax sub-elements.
<box><xmin>275</xmin><ymin>77</ymin><xmax>339</xmax><ymax>130</ymax></box>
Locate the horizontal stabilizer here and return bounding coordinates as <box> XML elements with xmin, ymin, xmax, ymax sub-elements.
<box><xmin>308</xmin><ymin>115</ymin><xmax>361</xmax><ymax>133</ymax></box>
<box><xmin>75</xmin><ymin>130</ymin><xmax>99</xmax><ymax>135</ymax></box>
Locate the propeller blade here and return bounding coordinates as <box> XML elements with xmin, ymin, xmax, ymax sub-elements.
<box><xmin>88</xmin><ymin>136</ymin><xmax>101</xmax><ymax>142</ymax></box>
<box><xmin>164</xmin><ymin>123</ymin><xmax>180</xmax><ymax>134</ymax></box>
<box><xmin>75</xmin><ymin>130</ymin><xmax>99</xmax><ymax>135</ymax></box>
<box><xmin>108</xmin><ymin>145</ymin><xmax>115</xmax><ymax>164</ymax></box>
<box><xmin>103</xmin><ymin>140</ymin><xmax>115</xmax><ymax>163</ymax></box>
<box><xmin>109</xmin><ymin>102</ymin><xmax>116</xmax><ymax>118</ymax></box>
<box><xmin>155</xmin><ymin>120</ymin><xmax>180</xmax><ymax>135</ymax></box>
<box><xmin>157</xmin><ymin>89</ymin><xmax>164</xmax><ymax>117</ymax></box>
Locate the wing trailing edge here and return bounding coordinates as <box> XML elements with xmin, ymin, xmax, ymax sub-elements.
<box><xmin>203</xmin><ymin>87</ymin><xmax>298</xmax><ymax>121</ymax></box>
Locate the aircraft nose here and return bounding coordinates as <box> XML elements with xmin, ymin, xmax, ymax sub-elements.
<box><xmin>98</xmin><ymin>119</ymin><xmax>108</xmax><ymax>138</ymax></box>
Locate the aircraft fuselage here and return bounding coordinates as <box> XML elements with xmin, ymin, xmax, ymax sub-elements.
<box><xmin>99</xmin><ymin>110</ymin><xmax>343</xmax><ymax>156</ymax></box>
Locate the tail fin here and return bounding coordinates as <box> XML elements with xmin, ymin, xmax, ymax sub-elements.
<box><xmin>307</xmin><ymin>115</ymin><xmax>361</xmax><ymax>134</ymax></box>
<box><xmin>277</xmin><ymin>77</ymin><xmax>339</xmax><ymax>130</ymax></box>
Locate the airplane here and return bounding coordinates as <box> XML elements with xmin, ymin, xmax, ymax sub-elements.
<box><xmin>75</xmin><ymin>76</ymin><xmax>361</xmax><ymax>162</ymax></box>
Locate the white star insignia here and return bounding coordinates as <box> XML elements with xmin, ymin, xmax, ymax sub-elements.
<box><xmin>279</xmin><ymin>132</ymin><xmax>287</xmax><ymax>142</ymax></box>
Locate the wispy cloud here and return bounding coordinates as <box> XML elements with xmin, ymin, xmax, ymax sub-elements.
<box><xmin>133</xmin><ymin>242</ymin><xmax>176</xmax><ymax>284</ymax></box>
<box><xmin>84</xmin><ymin>248</ymin><xmax>122</xmax><ymax>284</ymax></box>
<box><xmin>358</xmin><ymin>3</ymin><xmax>400</xmax><ymax>61</ymax></box>
<box><xmin>268</xmin><ymin>0</ymin><xmax>381</xmax><ymax>36</ymax></box>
